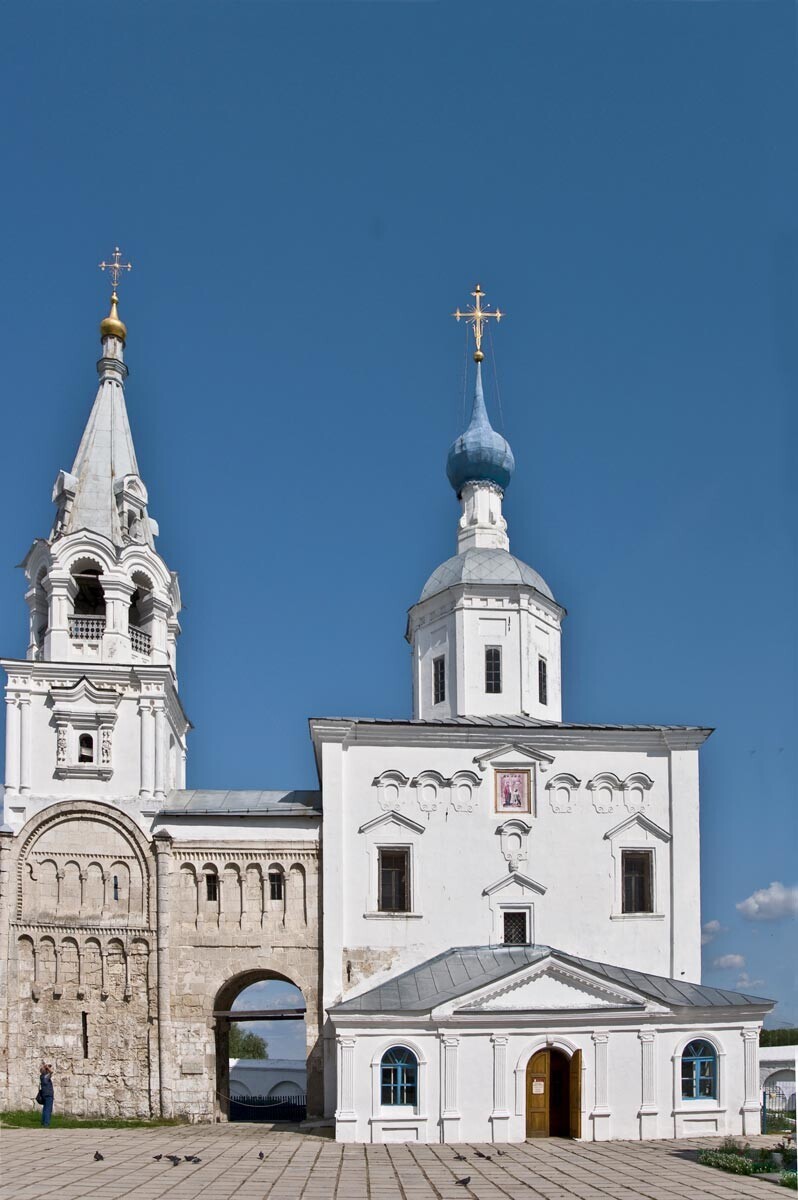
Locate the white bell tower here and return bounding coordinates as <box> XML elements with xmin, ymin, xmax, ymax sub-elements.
<box><xmin>1</xmin><ymin>251</ymin><xmax>189</xmax><ymax>831</ymax></box>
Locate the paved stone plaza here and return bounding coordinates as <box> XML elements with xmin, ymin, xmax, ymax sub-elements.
<box><xmin>0</xmin><ymin>1127</ymin><xmax>782</xmax><ymax>1199</ymax></box>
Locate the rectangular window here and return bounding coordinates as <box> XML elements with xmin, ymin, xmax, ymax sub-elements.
<box><xmin>485</xmin><ymin>646</ymin><xmax>502</xmax><ymax>694</ymax></box>
<box><xmin>378</xmin><ymin>849</ymin><xmax>410</xmax><ymax>913</ymax></box>
<box><xmin>538</xmin><ymin>657</ymin><xmax>548</xmax><ymax>705</ymax></box>
<box><xmin>268</xmin><ymin>870</ymin><xmax>284</xmax><ymax>901</ymax></box>
<box><xmin>205</xmin><ymin>874</ymin><xmax>218</xmax><ymax>903</ymax></box>
<box><xmin>433</xmin><ymin>656</ymin><xmax>445</xmax><ymax>706</ymax></box>
<box><xmin>502</xmin><ymin>911</ymin><xmax>528</xmax><ymax>945</ymax></box>
<box><xmin>622</xmin><ymin>850</ymin><xmax>653</xmax><ymax>913</ymax></box>
<box><xmin>82</xmin><ymin>1011</ymin><xmax>89</xmax><ymax>1060</ymax></box>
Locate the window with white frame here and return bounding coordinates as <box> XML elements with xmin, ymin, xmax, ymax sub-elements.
<box><xmin>681</xmin><ymin>1040</ymin><xmax>718</xmax><ymax>1100</ymax></box>
<box><xmin>502</xmin><ymin>910</ymin><xmax>529</xmax><ymax>944</ymax></box>
<box><xmin>622</xmin><ymin>849</ymin><xmax>653</xmax><ymax>913</ymax></box>
<box><xmin>380</xmin><ymin>1046</ymin><xmax>418</xmax><ymax>1106</ymax></box>
<box><xmin>485</xmin><ymin>646</ymin><xmax>502</xmax><ymax>694</ymax></box>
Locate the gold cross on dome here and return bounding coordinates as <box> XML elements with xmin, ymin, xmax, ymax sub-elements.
<box><xmin>98</xmin><ymin>246</ymin><xmax>132</xmax><ymax>291</ymax></box>
<box><xmin>452</xmin><ymin>283</ymin><xmax>504</xmax><ymax>361</ymax></box>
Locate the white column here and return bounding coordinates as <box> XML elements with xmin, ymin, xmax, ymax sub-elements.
<box><xmin>18</xmin><ymin>698</ymin><xmax>31</xmax><ymax>796</ymax></box>
<box><xmin>490</xmin><ymin>1035</ymin><xmax>511</xmax><ymax>1142</ymax></box>
<box><xmin>638</xmin><ymin>1031</ymin><xmax>658</xmax><ymax>1139</ymax></box>
<box><xmin>4</xmin><ymin>698</ymin><xmax>20</xmax><ymax>797</ymax></box>
<box><xmin>153</xmin><ymin>704</ymin><xmax>167</xmax><ymax>804</ymax></box>
<box><xmin>335</xmin><ymin>1036</ymin><xmax>357</xmax><ymax>1141</ymax></box>
<box><xmin>139</xmin><ymin>701</ymin><xmax>155</xmax><ymax>802</ymax></box>
<box><xmin>741</xmin><ymin>1028</ymin><xmax>761</xmax><ymax>1134</ymax></box>
<box><xmin>591</xmin><ymin>1031</ymin><xmax>611</xmax><ymax>1140</ymax></box>
<box><xmin>440</xmin><ymin>1035</ymin><xmax>461</xmax><ymax>1142</ymax></box>
<box><xmin>45</xmin><ymin>572</ymin><xmax>73</xmax><ymax>660</ymax></box>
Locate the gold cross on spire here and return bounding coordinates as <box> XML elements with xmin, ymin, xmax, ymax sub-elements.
<box><xmin>453</xmin><ymin>283</ymin><xmax>504</xmax><ymax>362</ymax></box>
<box><xmin>98</xmin><ymin>246</ymin><xmax>132</xmax><ymax>291</ymax></box>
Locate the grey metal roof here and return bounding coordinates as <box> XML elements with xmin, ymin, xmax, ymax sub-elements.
<box><xmin>313</xmin><ymin>715</ymin><xmax>712</xmax><ymax>733</ymax></box>
<box><xmin>330</xmin><ymin>945</ymin><xmax>773</xmax><ymax>1014</ymax></box>
<box><xmin>420</xmin><ymin>548</ymin><xmax>555</xmax><ymax>603</ymax></box>
<box><xmin>159</xmin><ymin>789</ymin><xmax>321</xmax><ymax>817</ymax></box>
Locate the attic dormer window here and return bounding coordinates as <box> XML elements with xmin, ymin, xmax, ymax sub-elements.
<box><xmin>78</xmin><ymin>733</ymin><xmax>94</xmax><ymax>764</ymax></box>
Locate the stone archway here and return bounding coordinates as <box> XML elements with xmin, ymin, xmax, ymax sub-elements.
<box><xmin>214</xmin><ymin>969</ymin><xmax>320</xmax><ymax>1121</ymax></box>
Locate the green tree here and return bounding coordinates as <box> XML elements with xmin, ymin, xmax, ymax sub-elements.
<box><xmin>229</xmin><ymin>1024</ymin><xmax>269</xmax><ymax>1059</ymax></box>
<box><xmin>760</xmin><ymin>1028</ymin><xmax>798</xmax><ymax>1047</ymax></box>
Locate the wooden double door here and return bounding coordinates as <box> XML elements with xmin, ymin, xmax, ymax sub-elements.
<box><xmin>525</xmin><ymin>1048</ymin><xmax>581</xmax><ymax>1139</ymax></box>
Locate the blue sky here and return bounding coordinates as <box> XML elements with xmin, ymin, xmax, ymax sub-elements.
<box><xmin>0</xmin><ymin>0</ymin><xmax>795</xmax><ymax>1028</ymax></box>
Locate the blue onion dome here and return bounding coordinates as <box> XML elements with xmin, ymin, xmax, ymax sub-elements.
<box><xmin>446</xmin><ymin>362</ymin><xmax>515</xmax><ymax>497</ymax></box>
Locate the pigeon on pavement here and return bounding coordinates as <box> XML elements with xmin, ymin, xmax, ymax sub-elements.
<box><xmin>93</xmin><ymin>1151</ymin><xmax>103</xmax><ymax>1161</ymax></box>
<box><xmin>455</xmin><ymin>1177</ymin><xmax>471</xmax><ymax>1187</ymax></box>
<box><xmin>153</xmin><ymin>1154</ymin><xmax>162</xmax><ymax>1161</ymax></box>
<box><xmin>258</xmin><ymin>1150</ymin><xmax>265</xmax><ymax>1160</ymax></box>
<box><xmin>453</xmin><ymin>1153</ymin><xmax>467</xmax><ymax>1161</ymax></box>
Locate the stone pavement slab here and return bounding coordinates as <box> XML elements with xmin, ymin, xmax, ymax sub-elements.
<box><xmin>0</xmin><ymin>1126</ymin><xmax>781</xmax><ymax>1200</ymax></box>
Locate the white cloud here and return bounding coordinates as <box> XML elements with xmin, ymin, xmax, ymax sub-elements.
<box><xmin>736</xmin><ymin>972</ymin><xmax>765</xmax><ymax>992</ymax></box>
<box><xmin>736</xmin><ymin>882</ymin><xmax>798</xmax><ymax>922</ymax></box>
<box><xmin>701</xmin><ymin>919</ymin><xmax>724</xmax><ymax>945</ymax></box>
<box><xmin>712</xmin><ymin>953</ymin><xmax>745</xmax><ymax>970</ymax></box>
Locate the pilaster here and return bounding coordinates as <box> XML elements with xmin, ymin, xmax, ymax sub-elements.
<box><xmin>153</xmin><ymin>832</ymin><xmax>174</xmax><ymax>1117</ymax></box>
<box><xmin>638</xmin><ymin>1031</ymin><xmax>658</xmax><ymax>1139</ymax></box>
<box><xmin>336</xmin><ymin>1036</ymin><xmax>357</xmax><ymax>1141</ymax></box>
<box><xmin>440</xmin><ymin>1034</ymin><xmax>461</xmax><ymax>1142</ymax></box>
<box><xmin>489</xmin><ymin>1034</ymin><xmax>511</xmax><ymax>1141</ymax></box>
<box><xmin>0</xmin><ymin>828</ymin><xmax>15</xmax><ymax>1110</ymax></box>
<box><xmin>590</xmin><ymin>1031</ymin><xmax>611</xmax><ymax>1140</ymax></box>
<box><xmin>741</xmin><ymin>1028</ymin><xmax>761</xmax><ymax>1134</ymax></box>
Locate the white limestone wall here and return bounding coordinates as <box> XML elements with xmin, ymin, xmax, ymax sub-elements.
<box><xmin>335</xmin><ymin>1019</ymin><xmax>759</xmax><ymax>1144</ymax></box>
<box><xmin>321</xmin><ymin>732</ymin><xmax>702</xmax><ymax>1019</ymax></box>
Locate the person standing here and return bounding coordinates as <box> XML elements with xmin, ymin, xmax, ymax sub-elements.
<box><xmin>39</xmin><ymin>1063</ymin><xmax>54</xmax><ymax>1127</ymax></box>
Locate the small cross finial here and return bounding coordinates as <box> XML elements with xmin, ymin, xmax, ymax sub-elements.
<box><xmin>453</xmin><ymin>283</ymin><xmax>504</xmax><ymax>361</ymax></box>
<box><xmin>98</xmin><ymin>246</ymin><xmax>132</xmax><ymax>293</ymax></box>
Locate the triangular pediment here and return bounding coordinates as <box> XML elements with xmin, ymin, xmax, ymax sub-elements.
<box><xmin>454</xmin><ymin>959</ymin><xmax>648</xmax><ymax>1014</ymax></box>
<box><xmin>474</xmin><ymin>743</ymin><xmax>556</xmax><ymax>772</ymax></box>
<box><xmin>358</xmin><ymin>810</ymin><xmax>425</xmax><ymax>836</ymax></box>
<box><xmin>483</xmin><ymin>871</ymin><xmax>546</xmax><ymax>897</ymax></box>
<box><xmin>604</xmin><ymin>813</ymin><xmax>671</xmax><ymax>843</ymax></box>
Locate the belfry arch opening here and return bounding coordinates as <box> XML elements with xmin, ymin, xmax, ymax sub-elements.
<box><xmin>71</xmin><ymin>560</ymin><xmax>106</xmax><ymax>617</ymax></box>
<box><xmin>214</xmin><ymin>972</ymin><xmax>307</xmax><ymax>1123</ymax></box>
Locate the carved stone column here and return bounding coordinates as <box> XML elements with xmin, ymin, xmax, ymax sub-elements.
<box><xmin>336</xmin><ymin>1036</ymin><xmax>357</xmax><ymax>1141</ymax></box>
<box><xmin>591</xmin><ymin>1031</ymin><xmax>611</xmax><ymax>1140</ymax></box>
<box><xmin>741</xmin><ymin>1028</ymin><xmax>761</xmax><ymax>1134</ymax></box>
<box><xmin>0</xmin><ymin>828</ymin><xmax>14</xmax><ymax>1109</ymax></box>
<box><xmin>153</xmin><ymin>832</ymin><xmax>174</xmax><ymax>1117</ymax></box>
<box><xmin>490</xmin><ymin>1035</ymin><xmax>511</xmax><ymax>1141</ymax></box>
<box><xmin>638</xmin><ymin>1031</ymin><xmax>658</xmax><ymax>1138</ymax></box>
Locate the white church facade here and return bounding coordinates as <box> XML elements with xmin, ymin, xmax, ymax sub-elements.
<box><xmin>0</xmin><ymin>274</ymin><xmax>773</xmax><ymax>1141</ymax></box>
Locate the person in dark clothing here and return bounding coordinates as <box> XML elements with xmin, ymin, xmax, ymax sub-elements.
<box><xmin>39</xmin><ymin>1063</ymin><xmax>54</xmax><ymax>1127</ymax></box>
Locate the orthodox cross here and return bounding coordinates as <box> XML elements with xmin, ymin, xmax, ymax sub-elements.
<box><xmin>98</xmin><ymin>246</ymin><xmax>132</xmax><ymax>292</ymax></box>
<box><xmin>453</xmin><ymin>283</ymin><xmax>504</xmax><ymax>361</ymax></box>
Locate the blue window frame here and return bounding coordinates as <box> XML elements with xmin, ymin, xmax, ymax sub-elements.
<box><xmin>380</xmin><ymin>1046</ymin><xmax>418</xmax><ymax>1106</ymax></box>
<box><xmin>681</xmin><ymin>1039</ymin><xmax>717</xmax><ymax>1099</ymax></box>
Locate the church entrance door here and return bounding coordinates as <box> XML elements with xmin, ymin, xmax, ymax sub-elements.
<box><xmin>525</xmin><ymin>1048</ymin><xmax>581</xmax><ymax>1138</ymax></box>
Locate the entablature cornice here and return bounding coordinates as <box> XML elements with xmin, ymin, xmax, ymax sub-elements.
<box><xmin>12</xmin><ymin>920</ymin><xmax>154</xmax><ymax>937</ymax></box>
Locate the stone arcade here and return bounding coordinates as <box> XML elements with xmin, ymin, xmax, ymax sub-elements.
<box><xmin>0</xmin><ymin>279</ymin><xmax>773</xmax><ymax>1141</ymax></box>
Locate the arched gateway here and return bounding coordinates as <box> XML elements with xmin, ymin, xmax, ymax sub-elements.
<box><xmin>214</xmin><ymin>970</ymin><xmax>316</xmax><ymax>1122</ymax></box>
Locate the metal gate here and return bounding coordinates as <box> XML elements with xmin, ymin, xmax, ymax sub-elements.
<box><xmin>229</xmin><ymin>1093</ymin><xmax>307</xmax><ymax>1123</ymax></box>
<box><xmin>761</xmin><ymin>1087</ymin><xmax>796</xmax><ymax>1134</ymax></box>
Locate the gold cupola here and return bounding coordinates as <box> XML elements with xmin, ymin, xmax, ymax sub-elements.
<box><xmin>100</xmin><ymin>291</ymin><xmax>127</xmax><ymax>343</ymax></box>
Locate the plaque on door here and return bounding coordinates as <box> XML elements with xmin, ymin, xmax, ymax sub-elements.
<box><xmin>532</xmin><ymin>1079</ymin><xmax>545</xmax><ymax>1094</ymax></box>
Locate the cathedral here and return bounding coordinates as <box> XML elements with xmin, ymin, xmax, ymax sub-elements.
<box><xmin>0</xmin><ymin>267</ymin><xmax>772</xmax><ymax>1143</ymax></box>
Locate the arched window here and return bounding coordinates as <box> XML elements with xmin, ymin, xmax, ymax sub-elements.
<box><xmin>78</xmin><ymin>733</ymin><xmax>94</xmax><ymax>763</ymax></box>
<box><xmin>112</xmin><ymin>875</ymin><xmax>119</xmax><ymax>902</ymax></box>
<box><xmin>380</xmin><ymin>1046</ymin><xmax>418</xmax><ymax>1106</ymax></box>
<box><xmin>681</xmin><ymin>1039</ymin><xmax>717</xmax><ymax>1100</ymax></box>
